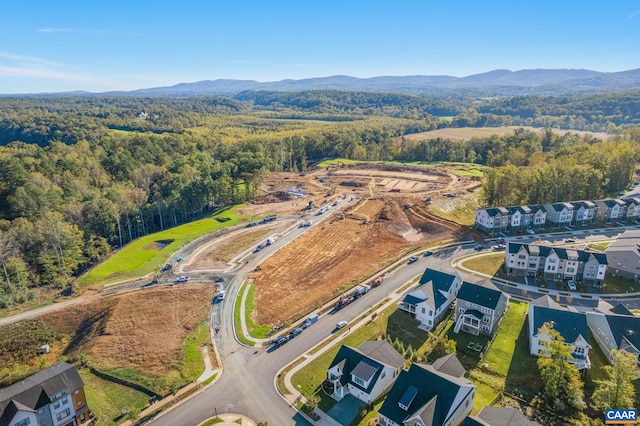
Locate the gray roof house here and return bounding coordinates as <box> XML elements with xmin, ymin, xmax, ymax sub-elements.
<box><xmin>326</xmin><ymin>341</ymin><xmax>405</xmax><ymax>404</ymax></box>
<box><xmin>595</xmin><ymin>198</ymin><xmax>627</xmax><ymax>223</ymax></box>
<box><xmin>398</xmin><ymin>268</ymin><xmax>462</xmax><ymax>331</ymax></box>
<box><xmin>454</xmin><ymin>282</ymin><xmax>508</xmax><ymax>336</ymax></box>
<box><xmin>571</xmin><ymin>200</ymin><xmax>597</xmax><ymax>225</ymax></box>
<box><xmin>378</xmin><ymin>358</ymin><xmax>475</xmax><ymax>426</ymax></box>
<box><xmin>543</xmin><ymin>202</ymin><xmax>574</xmax><ymax>227</ymax></box>
<box><xmin>605</xmin><ymin>229</ymin><xmax>640</xmax><ymax>281</ymax></box>
<box><xmin>528</xmin><ymin>306</ymin><xmax>591</xmax><ymax>370</ymax></box>
<box><xmin>587</xmin><ymin>312</ymin><xmax>640</xmax><ymax>365</ymax></box>
<box><xmin>0</xmin><ymin>362</ymin><xmax>90</xmax><ymax>426</ymax></box>
<box><xmin>464</xmin><ymin>407</ymin><xmax>539</xmax><ymax>426</ymax></box>
<box><xmin>474</xmin><ymin>207</ymin><xmax>510</xmax><ymax>234</ymax></box>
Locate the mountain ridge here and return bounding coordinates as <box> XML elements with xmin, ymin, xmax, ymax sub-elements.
<box><xmin>5</xmin><ymin>68</ymin><xmax>640</xmax><ymax>97</ymax></box>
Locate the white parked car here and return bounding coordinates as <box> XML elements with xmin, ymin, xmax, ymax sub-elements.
<box><xmin>217</xmin><ymin>290</ymin><xmax>226</xmax><ymax>300</ymax></box>
<box><xmin>567</xmin><ymin>280</ymin><xmax>577</xmax><ymax>291</ymax></box>
<box><xmin>175</xmin><ymin>276</ymin><xmax>190</xmax><ymax>283</ymax></box>
<box><xmin>336</xmin><ymin>320</ymin><xmax>348</xmax><ymax>330</ymax></box>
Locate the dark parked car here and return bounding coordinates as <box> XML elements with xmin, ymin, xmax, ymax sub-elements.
<box><xmin>423</xmin><ymin>251</ymin><xmax>433</xmax><ymax>257</ymax></box>
<box><xmin>273</xmin><ymin>336</ymin><xmax>289</xmax><ymax>347</ymax></box>
<box><xmin>289</xmin><ymin>327</ymin><xmax>303</xmax><ymax>338</ymax></box>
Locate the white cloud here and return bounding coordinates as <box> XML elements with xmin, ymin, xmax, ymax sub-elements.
<box><xmin>0</xmin><ymin>52</ymin><xmax>63</xmax><ymax>67</ymax></box>
<box><xmin>38</xmin><ymin>28</ymin><xmax>83</xmax><ymax>33</ymax></box>
<box><xmin>0</xmin><ymin>66</ymin><xmax>119</xmax><ymax>88</ymax></box>
<box><xmin>630</xmin><ymin>9</ymin><xmax>640</xmax><ymax>18</ymax></box>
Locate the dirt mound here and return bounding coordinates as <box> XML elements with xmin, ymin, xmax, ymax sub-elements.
<box><xmin>252</xmin><ymin>191</ymin><xmax>294</xmax><ymax>204</ymax></box>
<box><xmin>250</xmin><ymin>197</ymin><xmax>459</xmax><ymax>325</ymax></box>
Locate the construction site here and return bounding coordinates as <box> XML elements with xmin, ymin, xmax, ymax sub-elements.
<box><xmin>239</xmin><ymin>163</ymin><xmax>482</xmax><ymax>326</ymax></box>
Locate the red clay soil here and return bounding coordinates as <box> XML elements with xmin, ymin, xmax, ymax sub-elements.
<box><xmin>249</xmin><ymin>197</ymin><xmax>460</xmax><ymax>325</ymax></box>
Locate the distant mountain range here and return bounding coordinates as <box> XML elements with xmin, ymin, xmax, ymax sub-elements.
<box><xmin>11</xmin><ymin>68</ymin><xmax>640</xmax><ymax>97</ymax></box>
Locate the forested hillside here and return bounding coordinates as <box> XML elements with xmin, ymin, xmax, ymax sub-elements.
<box><xmin>0</xmin><ymin>91</ymin><xmax>639</xmax><ymax>307</ymax></box>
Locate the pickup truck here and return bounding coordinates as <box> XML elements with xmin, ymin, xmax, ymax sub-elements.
<box><xmin>408</xmin><ymin>256</ymin><xmax>419</xmax><ymax>264</ymax></box>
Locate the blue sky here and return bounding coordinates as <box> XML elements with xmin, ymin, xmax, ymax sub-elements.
<box><xmin>1</xmin><ymin>0</ymin><xmax>640</xmax><ymax>94</ymax></box>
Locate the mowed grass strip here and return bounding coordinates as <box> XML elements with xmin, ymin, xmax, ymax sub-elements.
<box><xmin>243</xmin><ymin>284</ymin><xmax>273</xmax><ymax>339</ymax></box>
<box><xmin>77</xmin><ymin>205</ymin><xmax>251</xmax><ymax>287</ymax></box>
<box><xmin>233</xmin><ymin>284</ymin><xmax>255</xmax><ymax>346</ymax></box>
<box><xmin>182</xmin><ymin>321</ymin><xmax>211</xmax><ymax>381</ymax></box>
<box><xmin>79</xmin><ymin>367</ymin><xmax>149</xmax><ymax>426</ymax></box>
<box><xmin>460</xmin><ymin>253</ymin><xmax>506</xmax><ymax>277</ymax></box>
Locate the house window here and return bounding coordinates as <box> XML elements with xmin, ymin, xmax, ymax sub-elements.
<box><xmin>56</xmin><ymin>409</ymin><xmax>71</xmax><ymax>421</ymax></box>
<box><xmin>483</xmin><ymin>316</ymin><xmax>490</xmax><ymax>323</ymax></box>
<box><xmin>39</xmin><ymin>421</ymin><xmax>47</xmax><ymax>426</ymax></box>
<box><xmin>381</xmin><ymin>372</ymin><xmax>385</xmax><ymax>380</ymax></box>
<box><xmin>518</xmin><ymin>255</ymin><xmax>526</xmax><ymax>259</ymax></box>
<box><xmin>458</xmin><ymin>308</ymin><xmax>464</xmax><ymax>313</ymax></box>
<box><xmin>15</xmin><ymin>419</ymin><xmax>30</xmax><ymax>426</ymax></box>
<box><xmin>53</xmin><ymin>401</ymin><xmax>60</xmax><ymax>409</ymax></box>
<box><xmin>471</xmin><ymin>303</ymin><xmax>477</xmax><ymax>308</ymax></box>
<box><xmin>74</xmin><ymin>389</ymin><xmax>80</xmax><ymax>395</ymax></box>
<box><xmin>548</xmin><ymin>258</ymin><xmax>556</xmax><ymax>264</ymax></box>
<box><xmin>62</xmin><ymin>397</ymin><xmax>68</xmax><ymax>405</ymax></box>
<box><xmin>77</xmin><ymin>400</ymin><xmax>83</xmax><ymax>406</ymax></box>
<box><xmin>353</xmin><ymin>376</ymin><xmax>365</xmax><ymax>387</ymax></box>
<box><xmin>421</xmin><ymin>307</ymin><xmax>425</xmax><ymax>314</ymax></box>
<box><xmin>428</xmin><ymin>310</ymin><xmax>432</xmax><ymax>316</ymax></box>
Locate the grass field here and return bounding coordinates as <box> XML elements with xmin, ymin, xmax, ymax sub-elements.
<box><xmin>315</xmin><ymin>158</ymin><xmax>484</xmax><ymax>174</ymax></box>
<box><xmin>460</xmin><ymin>253</ymin><xmax>506</xmax><ymax>277</ymax></box>
<box><xmin>233</xmin><ymin>284</ymin><xmax>255</xmax><ymax>346</ymax></box>
<box><xmin>430</xmin><ymin>193</ymin><xmax>481</xmax><ymax>226</ymax></box>
<box><xmin>76</xmin><ymin>205</ymin><xmax>252</xmax><ymax>287</ymax></box>
<box><xmin>397</xmin><ymin>126</ymin><xmax>611</xmax><ymax>142</ymax></box>
<box><xmin>79</xmin><ymin>368</ymin><xmax>149</xmax><ymax>426</ymax></box>
<box><xmin>182</xmin><ymin>321</ymin><xmax>211</xmax><ymax>380</ymax></box>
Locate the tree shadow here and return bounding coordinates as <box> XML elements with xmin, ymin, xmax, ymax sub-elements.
<box><xmin>504</xmin><ymin>319</ymin><xmax>542</xmax><ymax>399</ymax></box>
<box><xmin>384</xmin><ymin>310</ymin><xmax>429</xmax><ymax>354</ymax></box>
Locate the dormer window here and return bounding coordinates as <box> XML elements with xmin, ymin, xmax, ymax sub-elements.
<box><xmin>398</xmin><ymin>385</ymin><xmax>418</xmax><ymax>411</ymax></box>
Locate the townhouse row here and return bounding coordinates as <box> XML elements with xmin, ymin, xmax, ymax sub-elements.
<box><xmin>504</xmin><ymin>242</ymin><xmax>608</xmax><ymax>286</ymax></box>
<box><xmin>475</xmin><ymin>197</ymin><xmax>640</xmax><ymax>234</ymax></box>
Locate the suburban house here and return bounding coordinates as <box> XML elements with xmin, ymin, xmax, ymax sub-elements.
<box><xmin>571</xmin><ymin>200</ymin><xmax>598</xmax><ymax>226</ymax></box>
<box><xmin>595</xmin><ymin>198</ymin><xmax>626</xmax><ymax>223</ymax></box>
<box><xmin>622</xmin><ymin>197</ymin><xmax>640</xmax><ymax>223</ymax></box>
<box><xmin>0</xmin><ymin>362</ymin><xmax>91</xmax><ymax>426</ymax></box>
<box><xmin>326</xmin><ymin>340</ymin><xmax>405</xmax><ymax>404</ymax></box>
<box><xmin>398</xmin><ymin>268</ymin><xmax>462</xmax><ymax>331</ymax></box>
<box><xmin>506</xmin><ymin>206</ymin><xmax>531</xmax><ymax>231</ymax></box>
<box><xmin>430</xmin><ymin>354</ymin><xmax>466</xmax><ymax>379</ymax></box>
<box><xmin>474</xmin><ymin>207</ymin><xmax>510</xmax><ymax>234</ymax></box>
<box><xmin>378</xmin><ymin>357</ymin><xmax>475</xmax><ymax>426</ymax></box>
<box><xmin>543</xmin><ymin>202</ymin><xmax>574</xmax><ymax>228</ymax></box>
<box><xmin>454</xmin><ymin>282</ymin><xmax>508</xmax><ymax>336</ymax></box>
<box><xmin>505</xmin><ymin>242</ymin><xmax>607</xmax><ymax>286</ymax></box>
<box><xmin>528</xmin><ymin>205</ymin><xmax>547</xmax><ymax>230</ymax></box>
<box><xmin>586</xmin><ymin>311</ymin><xmax>640</xmax><ymax>364</ymax></box>
<box><xmin>464</xmin><ymin>407</ymin><xmax>540</xmax><ymax>426</ymax></box>
<box><xmin>605</xmin><ymin>229</ymin><xmax>640</xmax><ymax>281</ymax></box>
<box><xmin>528</xmin><ymin>305</ymin><xmax>591</xmax><ymax>370</ymax></box>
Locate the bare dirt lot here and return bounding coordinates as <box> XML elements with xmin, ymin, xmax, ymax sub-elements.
<box><xmin>40</xmin><ymin>284</ymin><xmax>215</xmax><ymax>376</ymax></box>
<box><xmin>248</xmin><ymin>196</ymin><xmax>476</xmax><ymax>325</ymax></box>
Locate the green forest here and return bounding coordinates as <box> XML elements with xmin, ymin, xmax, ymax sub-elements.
<box><xmin>0</xmin><ymin>90</ymin><xmax>639</xmax><ymax>307</ymax></box>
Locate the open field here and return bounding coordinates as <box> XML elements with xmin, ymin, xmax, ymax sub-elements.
<box><xmin>250</xmin><ymin>197</ymin><xmax>476</xmax><ymax>326</ymax></box>
<box><xmin>397</xmin><ymin>126</ymin><xmax>611</xmax><ymax>142</ymax></box>
<box><xmin>76</xmin><ymin>205</ymin><xmax>252</xmax><ymax>288</ymax></box>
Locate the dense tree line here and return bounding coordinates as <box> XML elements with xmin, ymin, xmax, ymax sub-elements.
<box><xmin>0</xmin><ymin>93</ymin><xmax>639</xmax><ymax>306</ymax></box>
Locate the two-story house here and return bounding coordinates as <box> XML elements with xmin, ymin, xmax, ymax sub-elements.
<box><xmin>528</xmin><ymin>305</ymin><xmax>591</xmax><ymax>370</ymax></box>
<box><xmin>587</xmin><ymin>311</ymin><xmax>640</xmax><ymax>365</ymax></box>
<box><xmin>571</xmin><ymin>200</ymin><xmax>597</xmax><ymax>226</ymax></box>
<box><xmin>465</xmin><ymin>407</ymin><xmax>540</xmax><ymax>426</ymax></box>
<box><xmin>543</xmin><ymin>202</ymin><xmax>574</xmax><ymax>228</ymax></box>
<box><xmin>398</xmin><ymin>268</ymin><xmax>462</xmax><ymax>331</ymax></box>
<box><xmin>605</xmin><ymin>229</ymin><xmax>640</xmax><ymax>281</ymax></box>
<box><xmin>506</xmin><ymin>206</ymin><xmax>531</xmax><ymax>231</ymax></box>
<box><xmin>529</xmin><ymin>205</ymin><xmax>547</xmax><ymax>230</ymax></box>
<box><xmin>454</xmin><ymin>282</ymin><xmax>508</xmax><ymax>336</ymax></box>
<box><xmin>378</xmin><ymin>357</ymin><xmax>475</xmax><ymax>426</ymax></box>
<box><xmin>0</xmin><ymin>362</ymin><xmax>91</xmax><ymax>426</ymax></box>
<box><xmin>326</xmin><ymin>341</ymin><xmax>405</xmax><ymax>404</ymax></box>
<box><xmin>595</xmin><ymin>198</ymin><xmax>626</xmax><ymax>224</ymax></box>
<box><xmin>474</xmin><ymin>207</ymin><xmax>510</xmax><ymax>234</ymax></box>
<box><xmin>622</xmin><ymin>197</ymin><xmax>640</xmax><ymax>223</ymax></box>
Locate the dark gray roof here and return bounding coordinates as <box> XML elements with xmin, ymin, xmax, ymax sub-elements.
<box><xmin>531</xmin><ymin>306</ymin><xmax>589</xmax><ymax>345</ymax></box>
<box><xmin>0</xmin><ymin>362</ymin><xmax>84</xmax><ymax>419</ymax></box>
<box><xmin>478</xmin><ymin>406</ymin><xmax>540</xmax><ymax>426</ymax></box>
<box><xmin>548</xmin><ymin>202</ymin><xmax>573</xmax><ymax>211</ymax></box>
<box><xmin>329</xmin><ymin>342</ymin><xmax>403</xmax><ymax>396</ymax></box>
<box><xmin>351</xmin><ymin>360</ymin><xmax>379</xmax><ymax>383</ymax></box>
<box><xmin>572</xmin><ymin>200</ymin><xmax>596</xmax><ymax>209</ymax></box>
<box><xmin>604</xmin><ymin>314</ymin><xmax>640</xmax><ymax>351</ymax></box>
<box><xmin>485</xmin><ymin>207</ymin><xmax>509</xmax><ymax>217</ymax></box>
<box><xmin>508</xmin><ymin>243</ymin><xmax>607</xmax><ymax>265</ymax></box>
<box><xmin>464</xmin><ymin>416</ymin><xmax>491</xmax><ymax>426</ymax></box>
<box><xmin>378</xmin><ymin>363</ymin><xmax>473</xmax><ymax>426</ymax></box>
<box><xmin>457</xmin><ymin>282</ymin><xmax>504</xmax><ymax>310</ymax></box>
<box><xmin>358</xmin><ymin>341</ymin><xmax>405</xmax><ymax>369</ymax></box>
<box><xmin>402</xmin><ymin>293</ymin><xmax>427</xmax><ymax>306</ymax></box>
<box><xmin>464</xmin><ymin>309</ymin><xmax>484</xmax><ymax>319</ymax></box>
<box><xmin>418</xmin><ymin>268</ymin><xmax>459</xmax><ymax>310</ymax></box>
<box><xmin>530</xmin><ymin>295</ymin><xmax>563</xmax><ymax>310</ymax></box>
<box><xmin>431</xmin><ymin>354</ymin><xmax>466</xmax><ymax>378</ymax></box>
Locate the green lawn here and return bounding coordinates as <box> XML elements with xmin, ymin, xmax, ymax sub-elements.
<box><xmin>182</xmin><ymin>321</ymin><xmax>211</xmax><ymax>381</ymax></box>
<box><xmin>601</xmin><ymin>275</ymin><xmax>639</xmax><ymax>294</ymax></box>
<box><xmin>242</xmin><ymin>285</ymin><xmax>273</xmax><ymax>339</ymax></box>
<box><xmin>459</xmin><ymin>301</ymin><xmax>540</xmax><ymax>412</ymax></box>
<box><xmin>233</xmin><ymin>284</ymin><xmax>255</xmax><ymax>346</ymax></box>
<box><xmin>315</xmin><ymin>158</ymin><xmax>483</xmax><ymax>173</ymax></box>
<box><xmin>460</xmin><ymin>253</ymin><xmax>507</xmax><ymax>278</ymax></box>
<box><xmin>79</xmin><ymin>368</ymin><xmax>150</xmax><ymax>426</ymax></box>
<box><xmin>77</xmin><ymin>205</ymin><xmax>252</xmax><ymax>287</ymax></box>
